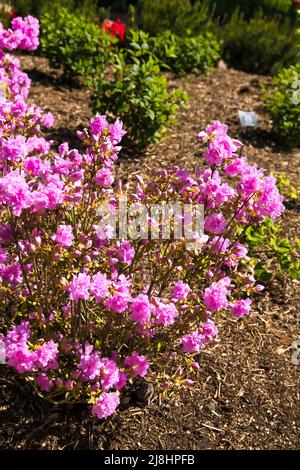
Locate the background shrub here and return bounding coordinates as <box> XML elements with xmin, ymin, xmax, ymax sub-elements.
<box><xmin>40</xmin><ymin>6</ymin><xmax>116</xmax><ymax>80</ymax></box>
<box><xmin>210</xmin><ymin>0</ymin><xmax>294</xmax><ymax>22</ymax></box>
<box><xmin>265</xmin><ymin>64</ymin><xmax>300</xmax><ymax>148</ymax></box>
<box><xmin>90</xmin><ymin>48</ymin><xmax>188</xmax><ymax>146</ymax></box>
<box><xmin>138</xmin><ymin>0</ymin><xmax>213</xmax><ymax>37</ymax></box>
<box><xmin>221</xmin><ymin>9</ymin><xmax>300</xmax><ymax>75</ymax></box>
<box><xmin>150</xmin><ymin>31</ymin><xmax>220</xmax><ymax>77</ymax></box>
<box><xmin>12</xmin><ymin>0</ymin><xmax>99</xmax><ymax>19</ymax></box>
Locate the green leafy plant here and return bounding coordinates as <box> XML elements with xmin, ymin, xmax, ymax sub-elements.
<box><xmin>40</xmin><ymin>6</ymin><xmax>116</xmax><ymax>80</ymax></box>
<box><xmin>241</xmin><ymin>218</ymin><xmax>300</xmax><ymax>281</ymax></box>
<box><xmin>264</xmin><ymin>64</ymin><xmax>300</xmax><ymax>148</ymax></box>
<box><xmin>90</xmin><ymin>43</ymin><xmax>188</xmax><ymax>146</ymax></box>
<box><xmin>273</xmin><ymin>172</ymin><xmax>298</xmax><ymax>201</ymax></box>
<box><xmin>150</xmin><ymin>31</ymin><xmax>220</xmax><ymax>77</ymax></box>
<box><xmin>12</xmin><ymin>0</ymin><xmax>99</xmax><ymax>19</ymax></box>
<box><xmin>210</xmin><ymin>0</ymin><xmax>294</xmax><ymax>22</ymax></box>
<box><xmin>221</xmin><ymin>9</ymin><xmax>299</xmax><ymax>75</ymax></box>
<box><xmin>138</xmin><ymin>0</ymin><xmax>213</xmax><ymax>37</ymax></box>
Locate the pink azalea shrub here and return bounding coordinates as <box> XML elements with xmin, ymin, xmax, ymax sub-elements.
<box><xmin>0</xmin><ymin>18</ymin><xmax>285</xmax><ymax>420</ymax></box>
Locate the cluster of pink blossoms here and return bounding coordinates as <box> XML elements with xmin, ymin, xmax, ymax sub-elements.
<box><xmin>0</xmin><ymin>17</ymin><xmax>285</xmax><ymax>420</ymax></box>
<box><xmin>0</xmin><ymin>16</ymin><xmax>39</xmax><ymax>51</ymax></box>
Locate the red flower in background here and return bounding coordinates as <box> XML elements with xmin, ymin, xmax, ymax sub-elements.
<box><xmin>101</xmin><ymin>18</ymin><xmax>126</xmax><ymax>42</ymax></box>
<box><xmin>10</xmin><ymin>9</ymin><xmax>17</xmax><ymax>19</ymax></box>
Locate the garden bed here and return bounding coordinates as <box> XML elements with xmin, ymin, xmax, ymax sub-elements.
<box><xmin>0</xmin><ymin>54</ymin><xmax>299</xmax><ymax>450</ymax></box>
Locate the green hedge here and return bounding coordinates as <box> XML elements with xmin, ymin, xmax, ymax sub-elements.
<box><xmin>221</xmin><ymin>9</ymin><xmax>299</xmax><ymax>75</ymax></box>
<box><xmin>265</xmin><ymin>64</ymin><xmax>300</xmax><ymax>148</ymax></box>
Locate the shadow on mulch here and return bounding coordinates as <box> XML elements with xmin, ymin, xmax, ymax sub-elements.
<box><xmin>0</xmin><ymin>366</ymin><xmax>103</xmax><ymax>450</ymax></box>
<box><xmin>45</xmin><ymin>126</ymin><xmax>82</xmax><ymax>148</ymax></box>
<box><xmin>284</xmin><ymin>199</ymin><xmax>300</xmax><ymax>212</ymax></box>
<box><xmin>23</xmin><ymin>68</ymin><xmax>63</xmax><ymax>90</ymax></box>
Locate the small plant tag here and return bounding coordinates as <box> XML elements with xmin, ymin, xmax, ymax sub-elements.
<box><xmin>291</xmin><ymin>340</ymin><xmax>300</xmax><ymax>365</ymax></box>
<box><xmin>0</xmin><ymin>340</ymin><xmax>6</xmax><ymax>364</ymax></box>
<box><xmin>238</xmin><ymin>110</ymin><xmax>258</xmax><ymax>128</ymax></box>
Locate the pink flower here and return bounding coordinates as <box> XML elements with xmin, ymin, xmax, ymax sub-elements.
<box><xmin>209</xmin><ymin>236</ymin><xmax>230</xmax><ymax>254</ymax></box>
<box><xmin>203</xmin><ymin>279</ymin><xmax>230</xmax><ymax>312</ymax></box>
<box><xmin>153</xmin><ymin>301</ymin><xmax>179</xmax><ymax>326</ymax></box>
<box><xmin>41</xmin><ymin>112</ymin><xmax>54</xmax><ymax>128</ymax></box>
<box><xmin>224</xmin><ymin>158</ymin><xmax>246</xmax><ymax>177</ymax></box>
<box><xmin>1</xmin><ymin>261</ymin><xmax>23</xmax><ymax>285</ymax></box>
<box><xmin>130</xmin><ymin>294</ymin><xmax>152</xmax><ymax>326</ymax></box>
<box><xmin>65</xmin><ymin>380</ymin><xmax>73</xmax><ymax>390</ymax></box>
<box><xmin>4</xmin><ymin>322</ymin><xmax>36</xmax><ymax>372</ymax></box>
<box><xmin>0</xmin><ymin>171</ymin><xmax>32</xmax><ymax>216</ymax></box>
<box><xmin>238</xmin><ymin>165</ymin><xmax>263</xmax><ymax>197</ymax></box>
<box><xmin>95</xmin><ymin>168</ymin><xmax>114</xmax><ymax>188</ymax></box>
<box><xmin>114</xmin><ymin>241</ymin><xmax>135</xmax><ymax>265</ymax></box>
<box><xmin>36</xmin><ymin>373</ymin><xmax>54</xmax><ymax>392</ymax></box>
<box><xmin>124</xmin><ymin>352</ymin><xmax>149</xmax><ymax>377</ymax></box>
<box><xmin>232</xmin><ymin>242</ymin><xmax>248</xmax><ymax>258</ymax></box>
<box><xmin>35</xmin><ymin>340</ymin><xmax>59</xmax><ymax>370</ymax></box>
<box><xmin>201</xmin><ymin>319</ymin><xmax>218</xmax><ymax>340</ymax></box>
<box><xmin>92</xmin><ymin>392</ymin><xmax>120</xmax><ymax>419</ymax></box>
<box><xmin>109</xmin><ymin>118</ymin><xmax>126</xmax><ymax>144</ymax></box>
<box><xmin>115</xmin><ymin>371</ymin><xmax>127</xmax><ymax>389</ymax></box>
<box><xmin>7</xmin><ymin>348</ymin><xmax>36</xmax><ymax>373</ymax></box>
<box><xmin>89</xmin><ymin>114</ymin><xmax>108</xmax><ymax>136</ymax></box>
<box><xmin>196</xmin><ymin>121</ymin><xmax>228</xmax><ymax>142</ymax></box>
<box><xmin>11</xmin><ymin>16</ymin><xmax>39</xmax><ymax>51</ymax></box>
<box><xmin>254</xmin><ymin>176</ymin><xmax>285</xmax><ymax>220</ymax></box>
<box><xmin>172</xmin><ymin>281</ymin><xmax>191</xmax><ymax>301</ymax></box>
<box><xmin>104</xmin><ymin>292</ymin><xmax>131</xmax><ymax>314</ymax></box>
<box><xmin>197</xmin><ymin>121</ymin><xmax>242</xmax><ymax>167</ymax></box>
<box><xmin>67</xmin><ymin>273</ymin><xmax>91</xmax><ymax>302</ymax></box>
<box><xmin>52</xmin><ymin>225</ymin><xmax>74</xmax><ymax>248</ymax></box>
<box><xmin>0</xmin><ymin>135</ymin><xmax>27</xmax><ymax>162</ymax></box>
<box><xmin>26</xmin><ymin>136</ymin><xmax>50</xmax><ymax>154</ymax></box>
<box><xmin>181</xmin><ymin>330</ymin><xmax>204</xmax><ymax>353</ymax></box>
<box><xmin>99</xmin><ymin>357</ymin><xmax>120</xmax><ymax>390</ymax></box>
<box><xmin>24</xmin><ymin>156</ymin><xmax>42</xmax><ymax>175</ymax></box>
<box><xmin>79</xmin><ymin>348</ymin><xmax>101</xmax><ymax>382</ymax></box>
<box><xmin>204</xmin><ymin>213</ymin><xmax>227</xmax><ymax>234</ymax></box>
<box><xmin>90</xmin><ymin>272</ymin><xmax>111</xmax><ymax>302</ymax></box>
<box><xmin>231</xmin><ymin>298</ymin><xmax>252</xmax><ymax>317</ymax></box>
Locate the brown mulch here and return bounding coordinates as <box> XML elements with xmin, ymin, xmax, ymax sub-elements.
<box><xmin>0</xmin><ymin>55</ymin><xmax>299</xmax><ymax>450</ymax></box>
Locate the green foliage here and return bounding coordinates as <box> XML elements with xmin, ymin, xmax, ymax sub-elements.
<box><xmin>40</xmin><ymin>6</ymin><xmax>116</xmax><ymax>80</ymax></box>
<box><xmin>138</xmin><ymin>0</ymin><xmax>213</xmax><ymax>37</ymax></box>
<box><xmin>221</xmin><ymin>9</ymin><xmax>299</xmax><ymax>75</ymax></box>
<box><xmin>273</xmin><ymin>173</ymin><xmax>298</xmax><ymax>201</ymax></box>
<box><xmin>11</xmin><ymin>0</ymin><xmax>41</xmax><ymax>16</ymax></box>
<box><xmin>242</xmin><ymin>218</ymin><xmax>300</xmax><ymax>281</ymax></box>
<box><xmin>240</xmin><ymin>178</ymin><xmax>299</xmax><ymax>281</ymax></box>
<box><xmin>210</xmin><ymin>0</ymin><xmax>294</xmax><ymax>22</ymax></box>
<box><xmin>123</xmin><ymin>29</ymin><xmax>220</xmax><ymax>77</ymax></box>
<box><xmin>150</xmin><ymin>31</ymin><xmax>220</xmax><ymax>77</ymax></box>
<box><xmin>90</xmin><ymin>43</ymin><xmax>188</xmax><ymax>146</ymax></box>
<box><xmin>12</xmin><ymin>0</ymin><xmax>98</xmax><ymax>19</ymax></box>
<box><xmin>264</xmin><ymin>64</ymin><xmax>300</xmax><ymax>148</ymax></box>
